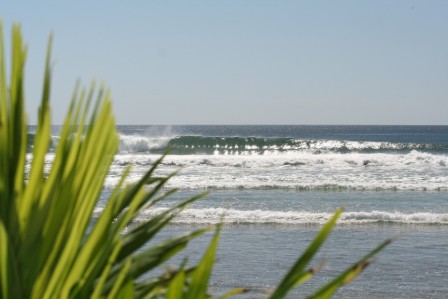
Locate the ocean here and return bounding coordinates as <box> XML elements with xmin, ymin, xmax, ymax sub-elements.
<box><xmin>35</xmin><ymin>125</ymin><xmax>448</xmax><ymax>298</ymax></box>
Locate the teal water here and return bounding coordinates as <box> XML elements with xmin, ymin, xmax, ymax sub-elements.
<box><xmin>155</xmin><ymin>221</ymin><xmax>447</xmax><ymax>298</ymax></box>
<box><xmin>77</xmin><ymin>125</ymin><xmax>448</xmax><ymax>297</ymax></box>
<box><xmin>144</xmin><ymin>190</ymin><xmax>447</xmax><ymax>298</ymax></box>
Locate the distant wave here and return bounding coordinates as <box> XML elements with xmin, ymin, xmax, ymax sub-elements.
<box><xmin>117</xmin><ymin>135</ymin><xmax>448</xmax><ymax>155</ymax></box>
<box><xmin>119</xmin><ymin>135</ymin><xmax>172</xmax><ymax>153</ymax></box>
<box><xmin>26</xmin><ymin>133</ymin><xmax>448</xmax><ymax>155</ymax></box>
<box><xmin>92</xmin><ymin>207</ymin><xmax>448</xmax><ymax>225</ymax></box>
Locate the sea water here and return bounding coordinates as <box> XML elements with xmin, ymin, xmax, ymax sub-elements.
<box><xmin>37</xmin><ymin>125</ymin><xmax>448</xmax><ymax>298</ymax></box>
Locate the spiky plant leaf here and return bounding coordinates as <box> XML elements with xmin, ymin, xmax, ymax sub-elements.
<box><xmin>0</xmin><ymin>22</ymin><xmax>391</xmax><ymax>299</ymax></box>
<box><xmin>268</xmin><ymin>209</ymin><xmax>342</xmax><ymax>299</ymax></box>
<box><xmin>0</xmin><ymin>22</ymin><xmax>208</xmax><ymax>299</ymax></box>
<box><xmin>308</xmin><ymin>239</ymin><xmax>391</xmax><ymax>299</ymax></box>
<box><xmin>166</xmin><ymin>269</ymin><xmax>186</xmax><ymax>299</ymax></box>
<box><xmin>185</xmin><ymin>226</ymin><xmax>221</xmax><ymax>299</ymax></box>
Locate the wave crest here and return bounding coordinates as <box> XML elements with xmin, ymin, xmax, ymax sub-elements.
<box><xmin>120</xmin><ymin>135</ymin><xmax>448</xmax><ymax>155</ymax></box>
<box><xmin>129</xmin><ymin>208</ymin><xmax>448</xmax><ymax>225</ymax></box>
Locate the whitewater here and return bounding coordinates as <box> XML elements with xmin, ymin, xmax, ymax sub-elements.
<box><xmin>30</xmin><ymin>125</ymin><xmax>448</xmax><ymax>298</ymax></box>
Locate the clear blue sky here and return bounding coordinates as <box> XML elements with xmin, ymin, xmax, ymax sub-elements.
<box><xmin>2</xmin><ymin>1</ymin><xmax>448</xmax><ymax>125</ymax></box>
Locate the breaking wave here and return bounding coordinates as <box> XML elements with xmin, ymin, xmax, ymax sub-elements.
<box><xmin>92</xmin><ymin>207</ymin><xmax>448</xmax><ymax>225</ymax></box>
<box><xmin>26</xmin><ymin>133</ymin><xmax>448</xmax><ymax>155</ymax></box>
<box><xmin>117</xmin><ymin>135</ymin><xmax>448</xmax><ymax>155</ymax></box>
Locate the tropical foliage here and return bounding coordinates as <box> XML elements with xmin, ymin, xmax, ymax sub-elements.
<box><xmin>0</xmin><ymin>23</ymin><xmax>389</xmax><ymax>298</ymax></box>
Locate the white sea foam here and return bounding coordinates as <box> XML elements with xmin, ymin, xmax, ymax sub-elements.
<box><xmin>104</xmin><ymin>151</ymin><xmax>448</xmax><ymax>191</ymax></box>
<box><xmin>124</xmin><ymin>208</ymin><xmax>448</xmax><ymax>225</ymax></box>
<box><xmin>112</xmin><ymin>150</ymin><xmax>448</xmax><ymax>168</ymax></box>
<box><xmin>119</xmin><ymin>135</ymin><xmax>172</xmax><ymax>153</ymax></box>
<box><xmin>25</xmin><ymin>142</ymin><xmax>448</xmax><ymax>191</ymax></box>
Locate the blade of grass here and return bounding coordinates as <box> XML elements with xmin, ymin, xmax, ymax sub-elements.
<box><xmin>308</xmin><ymin>239</ymin><xmax>391</xmax><ymax>299</ymax></box>
<box><xmin>218</xmin><ymin>288</ymin><xmax>249</xmax><ymax>299</ymax></box>
<box><xmin>101</xmin><ymin>228</ymin><xmax>210</xmax><ymax>295</ymax></box>
<box><xmin>166</xmin><ymin>269</ymin><xmax>186</xmax><ymax>299</ymax></box>
<box><xmin>185</xmin><ymin>226</ymin><xmax>221</xmax><ymax>299</ymax></box>
<box><xmin>269</xmin><ymin>208</ymin><xmax>342</xmax><ymax>299</ymax></box>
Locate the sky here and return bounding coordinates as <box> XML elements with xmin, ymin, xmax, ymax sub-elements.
<box><xmin>1</xmin><ymin>1</ymin><xmax>448</xmax><ymax>125</ymax></box>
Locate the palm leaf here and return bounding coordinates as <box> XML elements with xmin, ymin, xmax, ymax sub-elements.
<box><xmin>268</xmin><ymin>209</ymin><xmax>342</xmax><ymax>299</ymax></box>
<box><xmin>0</xmin><ymin>23</ymin><xmax>209</xmax><ymax>299</ymax></box>
<box><xmin>0</xmin><ymin>22</ymin><xmax>391</xmax><ymax>299</ymax></box>
<box><xmin>308</xmin><ymin>239</ymin><xmax>391</xmax><ymax>299</ymax></box>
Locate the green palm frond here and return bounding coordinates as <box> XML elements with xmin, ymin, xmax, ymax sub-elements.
<box><xmin>0</xmin><ymin>22</ymin><xmax>209</xmax><ymax>299</ymax></box>
<box><xmin>0</xmin><ymin>22</ymin><xmax>389</xmax><ymax>299</ymax></box>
